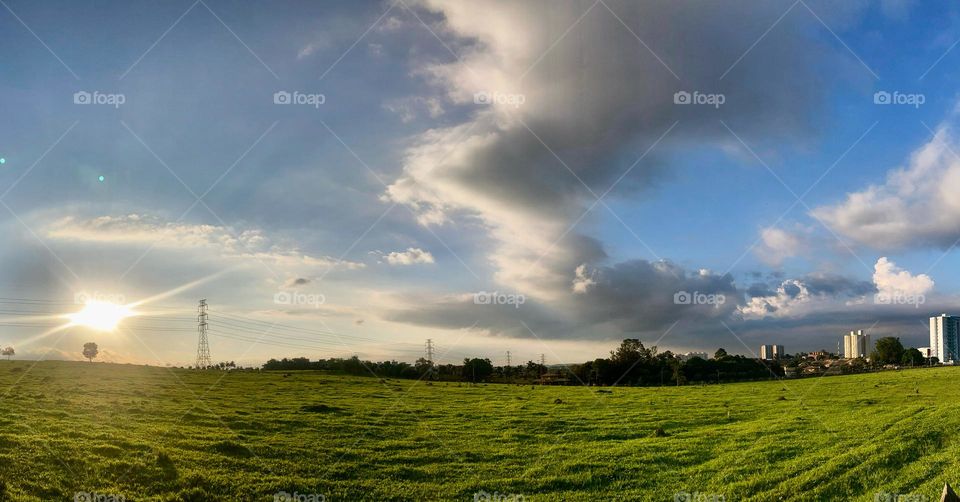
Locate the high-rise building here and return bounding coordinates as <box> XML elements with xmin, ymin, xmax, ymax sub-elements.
<box><xmin>843</xmin><ymin>330</ymin><xmax>871</xmax><ymax>359</ymax></box>
<box><xmin>758</xmin><ymin>345</ymin><xmax>783</xmax><ymax>360</ymax></box>
<box><xmin>930</xmin><ymin>314</ymin><xmax>960</xmax><ymax>363</ymax></box>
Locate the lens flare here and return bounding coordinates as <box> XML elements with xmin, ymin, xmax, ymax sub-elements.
<box><xmin>67</xmin><ymin>300</ymin><xmax>134</xmax><ymax>331</ymax></box>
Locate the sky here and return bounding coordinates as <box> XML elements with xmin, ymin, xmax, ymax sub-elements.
<box><xmin>2</xmin><ymin>0</ymin><xmax>960</xmax><ymax>367</ymax></box>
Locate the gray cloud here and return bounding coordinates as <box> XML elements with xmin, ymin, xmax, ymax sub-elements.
<box><xmin>383</xmin><ymin>0</ymin><xmax>871</xmax><ymax>336</ymax></box>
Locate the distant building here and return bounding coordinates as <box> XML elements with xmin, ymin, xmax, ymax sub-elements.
<box><xmin>843</xmin><ymin>330</ymin><xmax>871</xmax><ymax>359</ymax></box>
<box><xmin>917</xmin><ymin>347</ymin><xmax>932</xmax><ymax>358</ymax></box>
<box><xmin>930</xmin><ymin>314</ymin><xmax>960</xmax><ymax>363</ymax></box>
<box><xmin>677</xmin><ymin>351</ymin><xmax>708</xmax><ymax>362</ymax></box>
<box><xmin>759</xmin><ymin>345</ymin><xmax>783</xmax><ymax>360</ymax></box>
<box><xmin>809</xmin><ymin>350</ymin><xmax>829</xmax><ymax>359</ymax></box>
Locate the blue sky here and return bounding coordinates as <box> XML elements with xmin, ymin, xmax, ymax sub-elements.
<box><xmin>1</xmin><ymin>0</ymin><xmax>960</xmax><ymax>366</ymax></box>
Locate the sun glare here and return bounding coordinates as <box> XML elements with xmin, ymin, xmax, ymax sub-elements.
<box><xmin>67</xmin><ymin>300</ymin><xmax>134</xmax><ymax>331</ymax></box>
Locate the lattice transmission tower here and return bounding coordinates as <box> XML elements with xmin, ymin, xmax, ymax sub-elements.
<box><xmin>195</xmin><ymin>299</ymin><xmax>211</xmax><ymax>369</ymax></box>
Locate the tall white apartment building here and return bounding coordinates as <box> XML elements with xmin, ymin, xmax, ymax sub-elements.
<box><xmin>843</xmin><ymin>330</ymin><xmax>870</xmax><ymax>359</ymax></box>
<box><xmin>930</xmin><ymin>314</ymin><xmax>960</xmax><ymax>363</ymax></box>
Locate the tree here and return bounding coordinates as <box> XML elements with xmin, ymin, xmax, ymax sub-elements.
<box><xmin>610</xmin><ymin>339</ymin><xmax>653</xmax><ymax>364</ymax></box>
<box><xmin>714</xmin><ymin>348</ymin><xmax>729</xmax><ymax>360</ymax></box>
<box><xmin>0</xmin><ymin>347</ymin><xmax>13</xmax><ymax>361</ymax></box>
<box><xmin>82</xmin><ymin>342</ymin><xmax>98</xmax><ymax>362</ymax></box>
<box><xmin>902</xmin><ymin>348</ymin><xmax>925</xmax><ymax>367</ymax></box>
<box><xmin>870</xmin><ymin>337</ymin><xmax>905</xmax><ymax>365</ymax></box>
<box><xmin>462</xmin><ymin>358</ymin><xmax>493</xmax><ymax>382</ymax></box>
<box><xmin>414</xmin><ymin>357</ymin><xmax>434</xmax><ymax>378</ymax></box>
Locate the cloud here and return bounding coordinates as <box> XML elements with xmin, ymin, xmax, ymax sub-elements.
<box><xmin>813</xmin><ymin>112</ymin><xmax>960</xmax><ymax>250</ymax></box>
<box><xmin>737</xmin><ymin>259</ymin><xmax>933</xmax><ymax>321</ymax></box>
<box><xmin>569</xmin><ymin>261</ymin><xmax>739</xmax><ymax>332</ymax></box>
<box><xmin>738</xmin><ymin>272</ymin><xmax>875</xmax><ymax>320</ymax></box>
<box><xmin>571</xmin><ymin>264</ymin><xmax>596</xmax><ymax>294</ymax></box>
<box><xmin>385</xmin><ymin>0</ymin><xmax>852</xmax><ymax>308</ymax></box>
<box><xmin>297</xmin><ymin>43</ymin><xmax>320</xmax><ymax>60</ymax></box>
<box><xmin>873</xmin><ymin>256</ymin><xmax>934</xmax><ymax>297</ymax></box>
<box><xmin>46</xmin><ymin>214</ymin><xmax>365</xmax><ymax>270</ymax></box>
<box><xmin>385</xmin><ymin>259</ymin><xmax>739</xmax><ymax>340</ymax></box>
<box><xmin>384</xmin><ymin>247</ymin><xmax>435</xmax><ymax>265</ymax></box>
<box><xmin>755</xmin><ymin>226</ymin><xmax>809</xmax><ymax>267</ymax></box>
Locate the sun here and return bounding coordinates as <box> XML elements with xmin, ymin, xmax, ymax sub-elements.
<box><xmin>67</xmin><ymin>300</ymin><xmax>134</xmax><ymax>331</ymax></box>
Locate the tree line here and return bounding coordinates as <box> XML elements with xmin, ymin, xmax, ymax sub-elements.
<box><xmin>261</xmin><ymin>339</ymin><xmax>783</xmax><ymax>386</ymax></box>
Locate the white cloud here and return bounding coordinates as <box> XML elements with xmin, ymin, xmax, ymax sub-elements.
<box><xmin>873</xmin><ymin>256</ymin><xmax>934</xmax><ymax>297</ymax></box>
<box><xmin>46</xmin><ymin>214</ymin><xmax>365</xmax><ymax>270</ymax></box>
<box><xmin>571</xmin><ymin>264</ymin><xmax>596</xmax><ymax>294</ymax></box>
<box><xmin>384</xmin><ymin>247</ymin><xmax>435</xmax><ymax>265</ymax></box>
<box><xmin>755</xmin><ymin>226</ymin><xmax>807</xmax><ymax>267</ymax></box>
<box><xmin>813</xmin><ymin>111</ymin><xmax>960</xmax><ymax>250</ymax></box>
<box><xmin>738</xmin><ymin>258</ymin><xmax>933</xmax><ymax>320</ymax></box>
<box><xmin>738</xmin><ymin>279</ymin><xmax>813</xmax><ymax>319</ymax></box>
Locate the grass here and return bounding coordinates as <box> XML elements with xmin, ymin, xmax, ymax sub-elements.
<box><xmin>0</xmin><ymin>361</ymin><xmax>955</xmax><ymax>501</ymax></box>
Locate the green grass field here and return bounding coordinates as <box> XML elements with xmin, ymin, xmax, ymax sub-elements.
<box><xmin>0</xmin><ymin>361</ymin><xmax>954</xmax><ymax>501</ymax></box>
